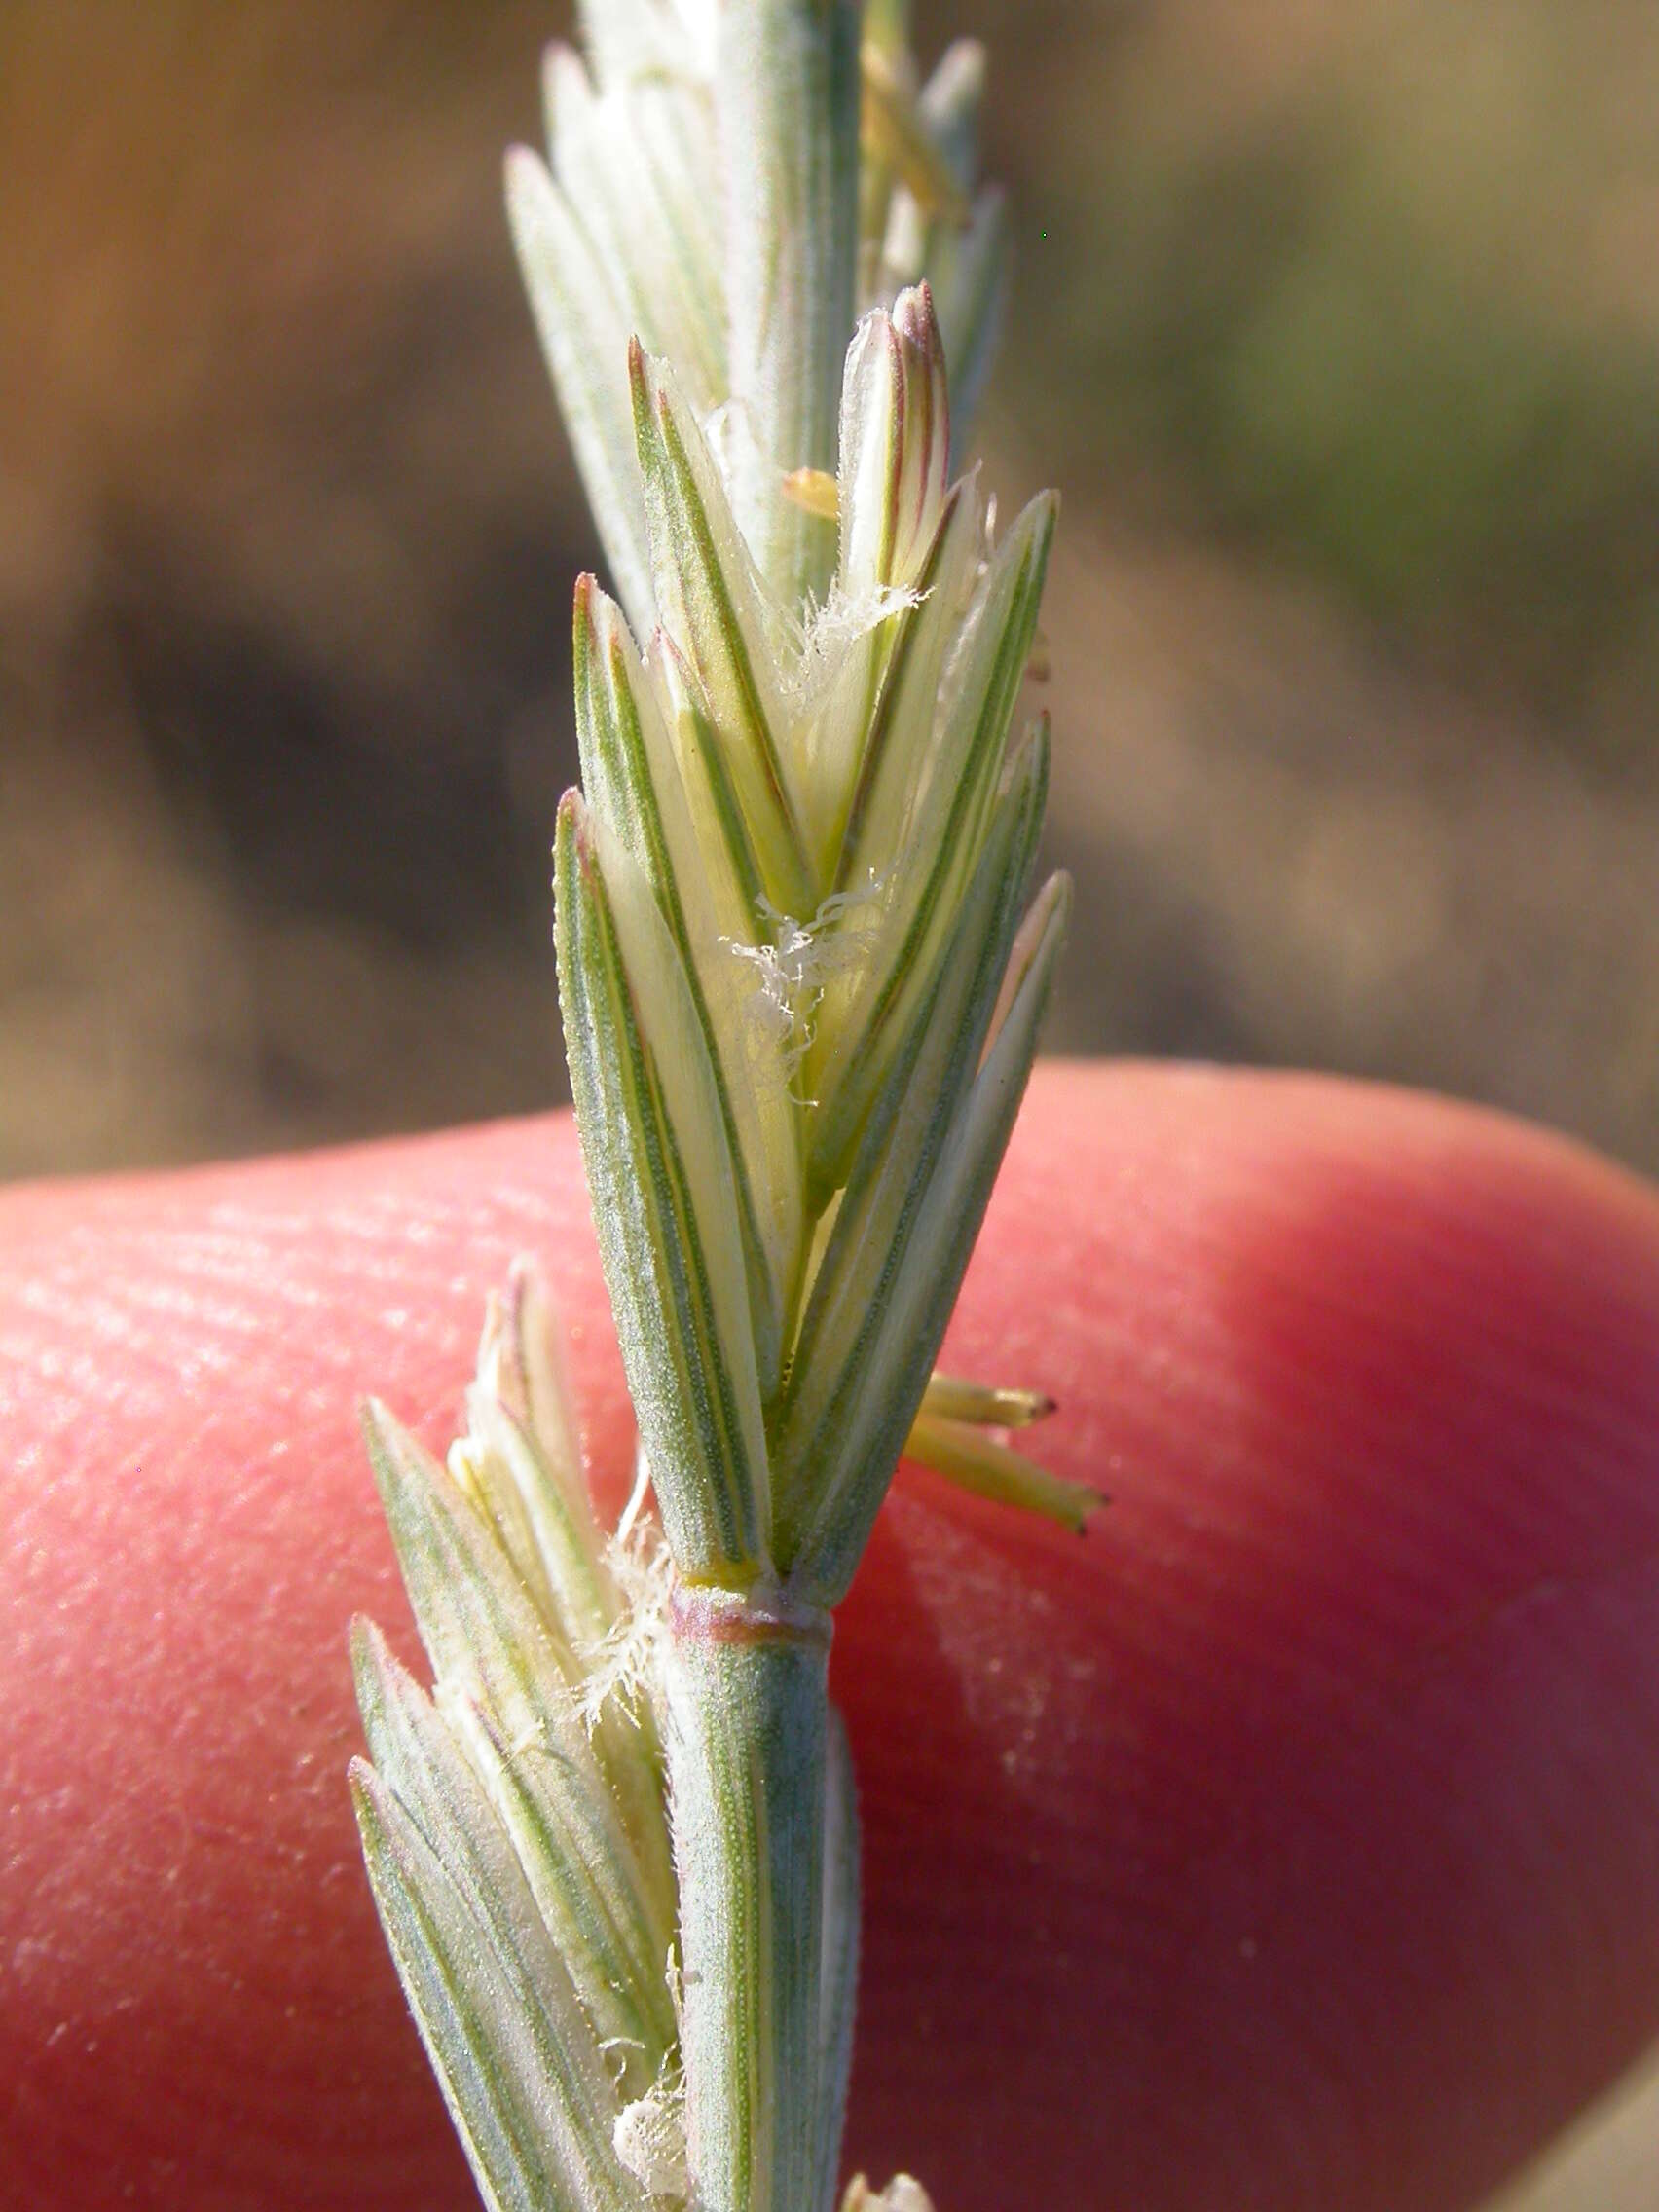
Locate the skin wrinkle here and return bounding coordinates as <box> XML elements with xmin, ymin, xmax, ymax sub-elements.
<box><xmin>4</xmin><ymin>1064</ymin><xmax>1659</xmax><ymax>2208</ymax></box>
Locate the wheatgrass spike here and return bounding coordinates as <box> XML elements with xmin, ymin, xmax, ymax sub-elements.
<box><xmin>354</xmin><ymin>9</ymin><xmax>1087</xmax><ymax>2209</ymax></box>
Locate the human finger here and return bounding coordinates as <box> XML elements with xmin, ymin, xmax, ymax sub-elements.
<box><xmin>4</xmin><ymin>1064</ymin><xmax>1658</xmax><ymax>2211</ymax></box>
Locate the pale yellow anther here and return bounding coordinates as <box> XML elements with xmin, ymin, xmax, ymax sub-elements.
<box><xmin>781</xmin><ymin>465</ymin><xmax>841</xmax><ymax>521</ymax></box>
<box><xmin>922</xmin><ymin>1371</ymin><xmax>1056</xmax><ymax>1428</ymax></box>
<box><xmin>904</xmin><ymin>1410</ymin><xmax>1103</xmax><ymax>1534</ymax></box>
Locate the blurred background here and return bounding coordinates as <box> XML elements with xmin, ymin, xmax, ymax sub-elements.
<box><xmin>3</xmin><ymin>4</ymin><xmax>1658</xmax><ymax>2197</ymax></box>
<box><xmin>5</xmin><ymin>0</ymin><xmax>1659</xmax><ymax>1185</ymax></box>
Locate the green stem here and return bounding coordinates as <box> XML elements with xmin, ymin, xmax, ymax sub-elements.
<box><xmin>718</xmin><ymin>0</ymin><xmax>861</xmax><ymax>609</ymax></box>
<box><xmin>665</xmin><ymin>1580</ymin><xmax>833</xmax><ymax>2212</ymax></box>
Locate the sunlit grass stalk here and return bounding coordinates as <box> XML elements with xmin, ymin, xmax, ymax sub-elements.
<box><xmin>665</xmin><ymin>1585</ymin><xmax>834</xmax><ymax>2212</ymax></box>
<box><xmin>350</xmin><ymin>5</ymin><xmax>1092</xmax><ymax>2208</ymax></box>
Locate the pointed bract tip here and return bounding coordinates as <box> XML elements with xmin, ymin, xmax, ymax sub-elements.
<box><xmin>892</xmin><ymin>278</ymin><xmax>939</xmax><ymax>347</ymax></box>
<box><xmin>946</xmin><ymin>35</ymin><xmax>989</xmax><ymax>92</ymax></box>
<box><xmin>358</xmin><ymin>1394</ymin><xmax>396</xmax><ymax>1455</ymax></box>
<box><xmin>555</xmin><ymin>786</ymin><xmax>596</xmax><ymax>879</ymax></box>
<box><xmin>348</xmin><ymin>1613</ymin><xmax>401</xmax><ymax>1719</ymax></box>
<box><xmin>626</xmin><ymin>335</ymin><xmax>657</xmax><ymax>446</ymax></box>
<box><xmin>346</xmin><ymin>1757</ymin><xmax>390</xmax><ymax>1842</ymax></box>
<box><xmin>542</xmin><ymin>39</ymin><xmax>586</xmax><ymax>120</ymax></box>
<box><xmin>347</xmin><ymin>1611</ymin><xmax>382</xmax><ymax>1670</ymax></box>
<box><xmin>501</xmin><ymin>1253</ymin><xmax>549</xmax><ymax>1351</ymax></box>
<box><xmin>501</xmin><ymin>142</ymin><xmax>550</xmax><ymax>219</ymax></box>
